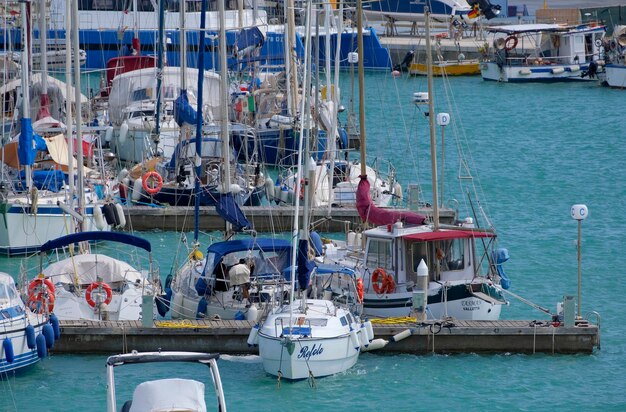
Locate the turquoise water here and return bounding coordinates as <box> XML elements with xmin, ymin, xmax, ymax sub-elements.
<box><xmin>1</xmin><ymin>73</ymin><xmax>626</xmax><ymax>410</ymax></box>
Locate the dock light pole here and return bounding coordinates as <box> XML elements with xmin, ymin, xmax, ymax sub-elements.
<box><xmin>571</xmin><ymin>204</ymin><xmax>588</xmax><ymax>319</ymax></box>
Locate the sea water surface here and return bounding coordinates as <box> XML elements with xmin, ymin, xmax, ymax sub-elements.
<box><xmin>1</xmin><ymin>73</ymin><xmax>625</xmax><ymax>410</ymax></box>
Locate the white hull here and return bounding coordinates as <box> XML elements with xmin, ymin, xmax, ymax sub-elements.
<box><xmin>53</xmin><ymin>287</ymin><xmax>148</xmax><ymax>321</ymax></box>
<box><xmin>0</xmin><ymin>312</ymin><xmax>47</xmax><ymax>373</ymax></box>
<box><xmin>0</xmin><ymin>193</ymin><xmax>101</xmax><ymax>256</ymax></box>
<box><xmin>362</xmin><ymin>288</ymin><xmax>502</xmax><ymax>321</ymax></box>
<box><xmin>481</xmin><ymin>62</ymin><xmax>591</xmax><ymax>83</ymax></box>
<box><xmin>257</xmin><ymin>299</ymin><xmax>363</xmax><ymax>380</ymax></box>
<box><xmin>605</xmin><ymin>64</ymin><xmax>626</xmax><ymax>88</ymax></box>
<box><xmin>257</xmin><ymin>334</ymin><xmax>359</xmax><ymax>380</ymax></box>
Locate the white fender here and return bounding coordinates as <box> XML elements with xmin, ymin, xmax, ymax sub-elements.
<box><xmin>170</xmin><ymin>292</ymin><xmax>184</xmax><ymax>319</ymax></box>
<box><xmin>132</xmin><ymin>178</ymin><xmax>143</xmax><ymax>201</ymax></box>
<box><xmin>349</xmin><ymin>328</ymin><xmax>360</xmax><ymax>350</ymax></box>
<box><xmin>229</xmin><ymin>183</ymin><xmax>242</xmax><ymax>194</ymax></box>
<box><xmin>114</xmin><ymin>203</ymin><xmax>126</xmax><ymax>229</ymax></box>
<box><xmin>264</xmin><ymin>177</ymin><xmax>275</xmax><ymax>201</ymax></box>
<box><xmin>118</xmin><ymin>121</ymin><xmax>129</xmax><ymax>144</ymax></box>
<box><xmin>360</xmin><ymin>338</ymin><xmax>388</xmax><ymax>352</ymax></box>
<box><xmin>117</xmin><ymin>168</ymin><xmax>129</xmax><ymax>182</ymax></box>
<box><xmin>393</xmin><ymin>182</ymin><xmax>403</xmax><ymax>200</ymax></box>
<box><xmin>364</xmin><ymin>320</ymin><xmax>374</xmax><ymax>342</ymax></box>
<box><xmin>105</xmin><ymin>125</ymin><xmax>113</xmax><ymax>143</ymax></box>
<box><xmin>246</xmin><ymin>304</ymin><xmax>259</xmax><ymax>322</ymax></box>
<box><xmin>247</xmin><ymin>324</ymin><xmax>260</xmax><ymax>347</ymax></box>
<box><xmin>358</xmin><ymin>324</ymin><xmax>369</xmax><ymax>348</ymax></box>
<box><xmin>390</xmin><ymin>329</ymin><xmax>412</xmax><ymax>342</ymax></box>
<box><xmin>93</xmin><ymin>205</ymin><xmax>106</xmax><ymax>231</ymax></box>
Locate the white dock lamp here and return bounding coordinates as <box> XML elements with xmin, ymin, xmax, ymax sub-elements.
<box><xmin>571</xmin><ymin>204</ymin><xmax>588</xmax><ymax>319</ymax></box>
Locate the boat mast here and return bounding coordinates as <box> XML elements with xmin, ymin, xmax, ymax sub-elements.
<box><xmin>357</xmin><ymin>0</ymin><xmax>366</xmax><ymax>177</ymax></box>
<box><xmin>219</xmin><ymin>0</ymin><xmax>232</xmax><ymax>236</ymax></box>
<box><xmin>425</xmin><ymin>7</ymin><xmax>440</xmax><ymax>231</ymax></box>
<box><xmin>37</xmin><ymin>0</ymin><xmax>50</xmax><ymax>119</ymax></box>
<box><xmin>72</xmin><ymin>0</ymin><xmax>84</xmax><ymax>231</ymax></box>
<box><xmin>286</xmin><ymin>0</ymin><xmax>297</xmax><ymax>118</ymax></box>
<box><xmin>19</xmin><ymin>0</ymin><xmax>31</xmax><ymax>190</ymax></box>
<box><xmin>65</xmin><ymin>0</ymin><xmax>74</xmax><ymax>202</ymax></box>
<box><xmin>155</xmin><ymin>0</ymin><xmax>165</xmax><ymax>138</ymax></box>
<box><xmin>194</xmin><ymin>0</ymin><xmax>209</xmax><ymax>243</ymax></box>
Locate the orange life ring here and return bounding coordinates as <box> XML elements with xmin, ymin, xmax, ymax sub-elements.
<box><xmin>356</xmin><ymin>278</ymin><xmax>364</xmax><ymax>302</ymax></box>
<box><xmin>27</xmin><ymin>292</ymin><xmax>55</xmax><ymax>314</ymax></box>
<box><xmin>28</xmin><ymin>277</ymin><xmax>55</xmax><ymax>299</ymax></box>
<box><xmin>85</xmin><ymin>281</ymin><xmax>113</xmax><ymax>307</ymax></box>
<box><xmin>504</xmin><ymin>36</ymin><xmax>518</xmax><ymax>51</ymax></box>
<box><xmin>371</xmin><ymin>268</ymin><xmax>388</xmax><ymax>294</ymax></box>
<box><xmin>142</xmin><ymin>171</ymin><xmax>163</xmax><ymax>196</ymax></box>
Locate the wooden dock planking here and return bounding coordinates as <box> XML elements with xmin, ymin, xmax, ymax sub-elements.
<box><xmin>55</xmin><ymin>319</ymin><xmax>599</xmax><ymax>355</ymax></box>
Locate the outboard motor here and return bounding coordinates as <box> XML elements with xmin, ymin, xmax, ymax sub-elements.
<box><xmin>394</xmin><ymin>50</ymin><xmax>415</xmax><ymax>72</ymax></box>
<box><xmin>491</xmin><ymin>248</ymin><xmax>511</xmax><ymax>289</ymax></box>
<box><xmin>581</xmin><ymin>60</ymin><xmax>598</xmax><ymax>79</ymax></box>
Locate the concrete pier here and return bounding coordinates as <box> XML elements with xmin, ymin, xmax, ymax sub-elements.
<box><xmin>54</xmin><ymin>319</ymin><xmax>599</xmax><ymax>355</ymax></box>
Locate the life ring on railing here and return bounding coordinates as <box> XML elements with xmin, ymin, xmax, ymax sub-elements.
<box><xmin>372</xmin><ymin>268</ymin><xmax>389</xmax><ymax>295</ymax></box>
<box><xmin>504</xmin><ymin>36</ymin><xmax>518</xmax><ymax>51</ymax></box>
<box><xmin>142</xmin><ymin>171</ymin><xmax>163</xmax><ymax>196</ymax></box>
<box><xmin>28</xmin><ymin>277</ymin><xmax>55</xmax><ymax>299</ymax></box>
<box><xmin>85</xmin><ymin>281</ymin><xmax>113</xmax><ymax>307</ymax></box>
<box><xmin>356</xmin><ymin>278</ymin><xmax>364</xmax><ymax>302</ymax></box>
<box><xmin>27</xmin><ymin>293</ymin><xmax>55</xmax><ymax>314</ymax></box>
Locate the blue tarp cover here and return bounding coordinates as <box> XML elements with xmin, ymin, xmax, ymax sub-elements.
<box><xmin>18</xmin><ymin>170</ymin><xmax>66</xmax><ymax>192</ymax></box>
<box><xmin>17</xmin><ymin>119</ymin><xmax>46</xmax><ymax>166</ymax></box>
<box><xmin>40</xmin><ymin>231</ymin><xmax>152</xmax><ymax>253</ymax></box>
<box><xmin>173</xmin><ymin>90</ymin><xmax>198</xmax><ymax>127</ymax></box>
<box><xmin>215</xmin><ymin>193</ymin><xmax>251</xmax><ymax>232</ymax></box>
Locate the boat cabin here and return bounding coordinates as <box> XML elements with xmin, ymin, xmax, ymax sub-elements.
<box><xmin>361</xmin><ymin>221</ymin><xmax>496</xmax><ymax>293</ymax></box>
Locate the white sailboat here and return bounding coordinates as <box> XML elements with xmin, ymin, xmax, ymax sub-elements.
<box><xmin>255</xmin><ymin>1</ymin><xmax>370</xmax><ymax>381</ymax></box>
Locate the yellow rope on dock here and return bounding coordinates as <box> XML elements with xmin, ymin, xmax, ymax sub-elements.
<box><xmin>155</xmin><ymin>320</ymin><xmax>211</xmax><ymax>329</ymax></box>
<box><xmin>369</xmin><ymin>317</ymin><xmax>417</xmax><ymax>325</ymax></box>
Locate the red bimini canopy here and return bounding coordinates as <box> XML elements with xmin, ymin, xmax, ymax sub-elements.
<box><xmin>402</xmin><ymin>229</ymin><xmax>495</xmax><ymax>242</ymax></box>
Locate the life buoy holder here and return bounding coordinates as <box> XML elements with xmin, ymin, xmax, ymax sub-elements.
<box><xmin>299</xmin><ymin>178</ymin><xmax>305</xmax><ymax>200</ymax></box>
<box><xmin>28</xmin><ymin>277</ymin><xmax>55</xmax><ymax>299</ymax></box>
<box><xmin>356</xmin><ymin>278</ymin><xmax>364</xmax><ymax>303</ymax></box>
<box><xmin>372</xmin><ymin>268</ymin><xmax>389</xmax><ymax>295</ymax></box>
<box><xmin>27</xmin><ymin>293</ymin><xmax>55</xmax><ymax>314</ymax></box>
<box><xmin>142</xmin><ymin>171</ymin><xmax>163</xmax><ymax>196</ymax></box>
<box><xmin>85</xmin><ymin>281</ymin><xmax>113</xmax><ymax>307</ymax></box>
<box><xmin>504</xmin><ymin>36</ymin><xmax>518</xmax><ymax>51</ymax></box>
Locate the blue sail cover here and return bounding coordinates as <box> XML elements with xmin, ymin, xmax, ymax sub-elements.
<box><xmin>40</xmin><ymin>231</ymin><xmax>152</xmax><ymax>252</ymax></box>
<box><xmin>234</xmin><ymin>27</ymin><xmax>265</xmax><ymax>60</ymax></box>
<box><xmin>17</xmin><ymin>118</ymin><xmax>46</xmax><ymax>166</ymax></box>
<box><xmin>297</xmin><ymin>239</ymin><xmax>314</xmax><ymax>291</ymax></box>
<box><xmin>216</xmin><ymin>193</ymin><xmax>251</xmax><ymax>232</ymax></box>
<box><xmin>173</xmin><ymin>90</ymin><xmax>198</xmax><ymax>127</ymax></box>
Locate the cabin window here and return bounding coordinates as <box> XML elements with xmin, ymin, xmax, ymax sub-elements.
<box><xmin>365</xmin><ymin>239</ymin><xmax>392</xmax><ymax>269</ymax></box>
<box><xmin>131</xmin><ymin>87</ymin><xmax>152</xmax><ymax>102</ymax></box>
<box><xmin>437</xmin><ymin>239</ymin><xmax>465</xmax><ymax>271</ymax></box>
<box><xmin>408</xmin><ymin>242</ymin><xmax>430</xmax><ymax>276</ymax></box>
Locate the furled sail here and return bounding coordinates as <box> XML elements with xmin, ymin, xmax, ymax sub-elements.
<box><xmin>356</xmin><ymin>176</ymin><xmax>426</xmax><ymax>226</ymax></box>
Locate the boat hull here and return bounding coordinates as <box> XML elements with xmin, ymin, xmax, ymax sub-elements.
<box><xmin>257</xmin><ymin>334</ymin><xmax>359</xmax><ymax>380</ymax></box>
<box><xmin>481</xmin><ymin>62</ymin><xmax>594</xmax><ymax>83</ymax></box>
<box><xmin>604</xmin><ymin>64</ymin><xmax>626</xmax><ymax>88</ymax></box>
<box><xmin>0</xmin><ymin>313</ymin><xmax>46</xmax><ymax>373</ymax></box>
<box><xmin>410</xmin><ymin>60</ymin><xmax>480</xmax><ymax>76</ymax></box>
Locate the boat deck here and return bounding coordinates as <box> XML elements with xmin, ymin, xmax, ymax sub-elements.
<box><xmin>55</xmin><ymin>318</ymin><xmax>599</xmax><ymax>355</ymax></box>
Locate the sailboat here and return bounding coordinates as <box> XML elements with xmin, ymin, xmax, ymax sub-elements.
<box><xmin>0</xmin><ymin>0</ymin><xmax>104</xmax><ymax>256</ymax></box>
<box><xmin>163</xmin><ymin>0</ymin><xmax>286</xmax><ymax>323</ymax></box>
<box><xmin>324</xmin><ymin>7</ymin><xmax>510</xmax><ymax>321</ymax></box>
<box><xmin>18</xmin><ymin>3</ymin><xmax>160</xmax><ymax>322</ymax></box>
<box><xmin>255</xmin><ymin>1</ymin><xmax>370</xmax><ymax>381</ymax></box>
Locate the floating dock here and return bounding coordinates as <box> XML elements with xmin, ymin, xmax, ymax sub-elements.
<box><xmin>123</xmin><ymin>206</ymin><xmax>456</xmax><ymax>232</ymax></box>
<box><xmin>55</xmin><ymin>319</ymin><xmax>599</xmax><ymax>355</ymax></box>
